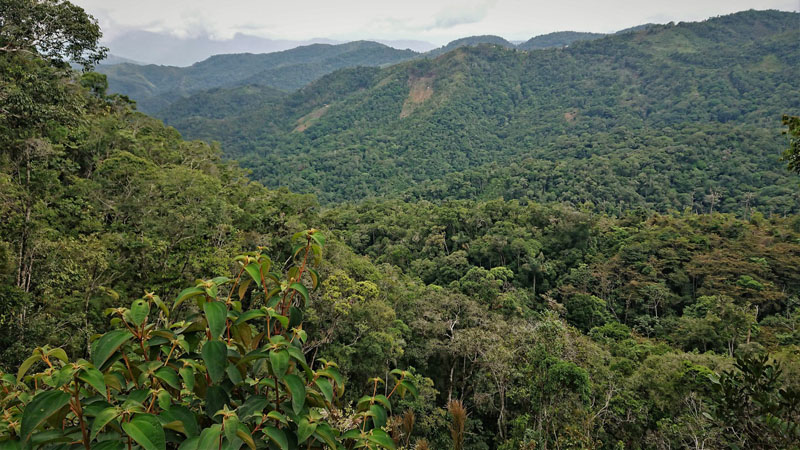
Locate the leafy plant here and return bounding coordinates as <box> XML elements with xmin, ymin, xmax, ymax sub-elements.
<box><xmin>0</xmin><ymin>230</ymin><xmax>415</xmax><ymax>449</ymax></box>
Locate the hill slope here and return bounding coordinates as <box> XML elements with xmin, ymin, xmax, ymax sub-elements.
<box><xmin>517</xmin><ymin>31</ymin><xmax>606</xmax><ymax>50</ymax></box>
<box><xmin>160</xmin><ymin>10</ymin><xmax>800</xmax><ymax>213</ymax></box>
<box><xmin>97</xmin><ymin>41</ymin><xmax>418</xmax><ymax>113</ymax></box>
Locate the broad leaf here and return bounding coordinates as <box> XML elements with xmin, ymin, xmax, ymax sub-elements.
<box><xmin>130</xmin><ymin>299</ymin><xmax>150</xmax><ymax>327</ymax></box>
<box><xmin>122</xmin><ymin>414</ymin><xmax>166</xmax><ymax>450</ymax></box>
<box><xmin>173</xmin><ymin>287</ymin><xmax>205</xmax><ymax>310</ymax></box>
<box><xmin>154</xmin><ymin>367</ymin><xmax>181</xmax><ymax>390</ymax></box>
<box><xmin>269</xmin><ymin>349</ymin><xmax>289</xmax><ymax>379</ymax></box>
<box><xmin>264</xmin><ymin>427</ymin><xmax>288</xmax><ymax>450</ymax></box>
<box><xmin>283</xmin><ymin>374</ymin><xmax>306</xmax><ymax>415</ymax></box>
<box><xmin>202</xmin><ymin>340</ymin><xmax>228</xmax><ymax>384</ymax></box>
<box><xmin>78</xmin><ymin>368</ymin><xmax>107</xmax><ymax>394</ymax></box>
<box><xmin>20</xmin><ymin>390</ymin><xmax>70</xmax><ymax>444</ymax></box>
<box><xmin>91</xmin><ymin>330</ymin><xmax>133</xmax><ymax>370</ymax></box>
<box><xmin>90</xmin><ymin>407</ymin><xmax>120</xmax><ymax>440</ymax></box>
<box><xmin>288</xmin><ymin>283</ymin><xmax>309</xmax><ymax>306</ymax></box>
<box><xmin>203</xmin><ymin>301</ymin><xmax>227</xmax><ymax>340</ymax></box>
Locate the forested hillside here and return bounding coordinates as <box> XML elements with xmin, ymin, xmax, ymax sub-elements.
<box><xmin>161</xmin><ymin>10</ymin><xmax>800</xmax><ymax>213</ymax></box>
<box><xmin>516</xmin><ymin>31</ymin><xmax>606</xmax><ymax>50</ymax></box>
<box><xmin>96</xmin><ymin>41</ymin><xmax>418</xmax><ymax>113</ymax></box>
<box><xmin>2</xmin><ymin>2</ymin><xmax>800</xmax><ymax>449</ymax></box>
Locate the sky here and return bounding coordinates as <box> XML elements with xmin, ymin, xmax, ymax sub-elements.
<box><xmin>74</xmin><ymin>0</ymin><xmax>799</xmax><ymax>45</ymax></box>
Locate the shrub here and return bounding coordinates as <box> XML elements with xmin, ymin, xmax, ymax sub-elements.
<box><xmin>0</xmin><ymin>230</ymin><xmax>415</xmax><ymax>449</ymax></box>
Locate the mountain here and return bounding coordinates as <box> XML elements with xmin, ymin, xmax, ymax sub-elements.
<box><xmin>159</xmin><ymin>10</ymin><xmax>800</xmax><ymax>212</ymax></box>
<box><xmin>376</xmin><ymin>39</ymin><xmax>437</xmax><ymax>52</ymax></box>
<box><xmin>103</xmin><ymin>30</ymin><xmax>342</xmax><ymax>66</ymax></box>
<box><xmin>517</xmin><ymin>31</ymin><xmax>607</xmax><ymax>50</ymax></box>
<box><xmin>426</xmin><ymin>35</ymin><xmax>516</xmax><ymax>56</ymax></box>
<box><xmin>97</xmin><ymin>40</ymin><xmax>418</xmax><ymax>113</ymax></box>
<box><xmin>99</xmin><ymin>53</ymin><xmax>145</xmax><ymax>65</ymax></box>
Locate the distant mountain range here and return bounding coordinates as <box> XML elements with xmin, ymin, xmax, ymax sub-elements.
<box><xmin>97</xmin><ymin>41</ymin><xmax>418</xmax><ymax>113</ymax></box>
<box><xmin>98</xmin><ymin>29</ymin><xmax>615</xmax><ymax>114</ymax></box>
<box><xmin>152</xmin><ymin>10</ymin><xmax>800</xmax><ymax>214</ymax></box>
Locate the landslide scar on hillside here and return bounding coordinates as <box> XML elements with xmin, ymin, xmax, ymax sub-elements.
<box><xmin>399</xmin><ymin>75</ymin><xmax>434</xmax><ymax>118</ymax></box>
<box><xmin>294</xmin><ymin>104</ymin><xmax>330</xmax><ymax>132</ymax></box>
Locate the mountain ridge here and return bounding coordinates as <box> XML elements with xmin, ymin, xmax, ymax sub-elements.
<box><xmin>157</xmin><ymin>10</ymin><xmax>800</xmax><ymax>212</ymax></box>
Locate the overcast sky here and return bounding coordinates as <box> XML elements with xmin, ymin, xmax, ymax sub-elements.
<box><xmin>74</xmin><ymin>0</ymin><xmax>799</xmax><ymax>44</ymax></box>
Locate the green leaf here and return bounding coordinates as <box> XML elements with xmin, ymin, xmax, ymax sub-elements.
<box><xmin>91</xmin><ymin>329</ymin><xmax>133</xmax><ymax>370</ymax></box>
<box><xmin>309</xmin><ymin>232</ymin><xmax>325</xmax><ymax>247</ymax></box>
<box><xmin>162</xmin><ymin>405</ymin><xmax>199</xmax><ymax>437</ymax></box>
<box><xmin>269</xmin><ymin>349</ymin><xmax>289</xmax><ymax>379</ymax></box>
<box><xmin>90</xmin><ymin>407</ymin><xmax>120</xmax><ymax>440</ymax></box>
<box><xmin>17</xmin><ymin>354</ymin><xmax>42</xmax><ymax>382</ymax></box>
<box><xmin>236</xmin><ymin>396</ymin><xmax>269</xmax><ymax>422</ymax></box>
<box><xmin>283</xmin><ymin>374</ymin><xmax>306</xmax><ymax>415</ymax></box>
<box><xmin>223</xmin><ymin>416</ymin><xmax>240</xmax><ymax>444</ymax></box>
<box><xmin>238</xmin><ymin>278</ymin><xmax>253</xmax><ymax>300</ymax></box>
<box><xmin>130</xmin><ymin>299</ymin><xmax>150</xmax><ymax>327</ymax></box>
<box><xmin>367</xmin><ymin>429</ymin><xmax>396</xmax><ymax>449</ymax></box>
<box><xmin>264</xmin><ymin>427</ymin><xmax>288</xmax><ymax>450</ymax></box>
<box><xmin>315</xmin><ymin>378</ymin><xmax>333</xmax><ymax>403</ymax></box>
<box><xmin>244</xmin><ymin>263</ymin><xmax>263</xmax><ymax>288</ymax></box>
<box><xmin>47</xmin><ymin>348</ymin><xmax>68</xmax><ymax>363</ymax></box>
<box><xmin>0</xmin><ymin>439</ymin><xmax>21</xmax><ymax>450</ymax></box>
<box><xmin>202</xmin><ymin>340</ymin><xmax>228</xmax><ymax>384</ymax></box>
<box><xmin>173</xmin><ymin>287</ymin><xmax>205</xmax><ymax>310</ymax></box>
<box><xmin>122</xmin><ymin>414</ymin><xmax>166</xmax><ymax>450</ymax></box>
<box><xmin>236</xmin><ymin>426</ymin><xmax>256</xmax><ymax>450</ymax></box>
<box><xmin>313</xmin><ymin>425</ymin><xmax>338</xmax><ymax>449</ymax></box>
<box><xmin>154</xmin><ymin>367</ymin><xmax>181</xmax><ymax>390</ymax></box>
<box><xmin>288</xmin><ymin>283</ymin><xmax>309</xmax><ymax>306</ymax></box>
<box><xmin>370</xmin><ymin>404</ymin><xmax>387</xmax><ymax>429</ymax></box>
<box><xmin>179</xmin><ymin>366</ymin><xmax>195</xmax><ymax>391</ymax></box>
<box><xmin>196</xmin><ymin>424</ymin><xmax>222</xmax><ymax>449</ymax></box>
<box><xmin>296</xmin><ymin>418</ymin><xmax>316</xmax><ymax>444</ymax></box>
<box><xmin>203</xmin><ymin>301</ymin><xmax>228</xmax><ymax>340</ymax></box>
<box><xmin>91</xmin><ymin>441</ymin><xmax>124</xmax><ymax>450</ymax></box>
<box><xmin>233</xmin><ymin>309</ymin><xmax>266</xmax><ymax>326</ymax></box>
<box><xmin>78</xmin><ymin>368</ymin><xmax>107</xmax><ymax>394</ymax></box>
<box><xmin>400</xmin><ymin>379</ymin><xmax>418</xmax><ymax>399</ymax></box>
<box><xmin>20</xmin><ymin>390</ymin><xmax>71</xmax><ymax>444</ymax></box>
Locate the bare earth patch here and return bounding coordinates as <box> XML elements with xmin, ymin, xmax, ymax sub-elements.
<box><xmin>293</xmin><ymin>104</ymin><xmax>330</xmax><ymax>132</ymax></box>
<box><xmin>400</xmin><ymin>76</ymin><xmax>434</xmax><ymax>118</ymax></box>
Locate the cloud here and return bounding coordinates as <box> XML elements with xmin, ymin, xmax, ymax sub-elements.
<box><xmin>433</xmin><ymin>1</ymin><xmax>495</xmax><ymax>28</ymax></box>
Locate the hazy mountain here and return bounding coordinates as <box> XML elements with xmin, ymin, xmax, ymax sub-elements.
<box><xmin>157</xmin><ymin>11</ymin><xmax>800</xmax><ymax>211</ymax></box>
<box><xmin>103</xmin><ymin>30</ymin><xmax>342</xmax><ymax>66</ymax></box>
<box><xmin>97</xmin><ymin>41</ymin><xmax>418</xmax><ymax>113</ymax></box>
<box><xmin>376</xmin><ymin>39</ymin><xmax>437</xmax><ymax>52</ymax></box>
<box><xmin>517</xmin><ymin>31</ymin><xmax>607</xmax><ymax>50</ymax></box>
<box><xmin>99</xmin><ymin>53</ymin><xmax>145</xmax><ymax>65</ymax></box>
<box><xmin>426</xmin><ymin>35</ymin><xmax>516</xmax><ymax>56</ymax></box>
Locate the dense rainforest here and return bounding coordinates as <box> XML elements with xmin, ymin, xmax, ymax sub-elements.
<box><xmin>156</xmin><ymin>10</ymin><xmax>800</xmax><ymax>214</ymax></box>
<box><xmin>2</xmin><ymin>1</ymin><xmax>800</xmax><ymax>449</ymax></box>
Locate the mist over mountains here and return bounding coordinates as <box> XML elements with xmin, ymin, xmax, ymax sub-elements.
<box><xmin>102</xmin><ymin>30</ymin><xmax>437</xmax><ymax>66</ymax></box>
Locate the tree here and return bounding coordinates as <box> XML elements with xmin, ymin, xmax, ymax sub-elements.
<box><xmin>782</xmin><ymin>115</ymin><xmax>800</xmax><ymax>175</ymax></box>
<box><xmin>0</xmin><ymin>0</ymin><xmax>106</xmax><ymax>68</ymax></box>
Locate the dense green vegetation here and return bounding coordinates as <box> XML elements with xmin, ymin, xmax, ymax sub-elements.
<box><xmin>516</xmin><ymin>31</ymin><xmax>605</xmax><ymax>50</ymax></box>
<box><xmin>96</xmin><ymin>41</ymin><xmax>418</xmax><ymax>113</ymax></box>
<box><xmin>2</xmin><ymin>2</ymin><xmax>800</xmax><ymax>449</ymax></box>
<box><xmin>161</xmin><ymin>10</ymin><xmax>800</xmax><ymax>212</ymax></box>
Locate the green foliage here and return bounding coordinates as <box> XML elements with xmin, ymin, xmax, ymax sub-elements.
<box><xmin>159</xmin><ymin>11</ymin><xmax>800</xmax><ymax>212</ymax></box>
<box><xmin>0</xmin><ymin>232</ymin><xmax>416</xmax><ymax>449</ymax></box>
<box><xmin>96</xmin><ymin>42</ymin><xmax>418</xmax><ymax>113</ymax></box>
<box><xmin>517</xmin><ymin>31</ymin><xmax>606</xmax><ymax>50</ymax></box>
<box><xmin>783</xmin><ymin>114</ymin><xmax>800</xmax><ymax>174</ymax></box>
<box><xmin>0</xmin><ymin>0</ymin><xmax>107</xmax><ymax>68</ymax></box>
